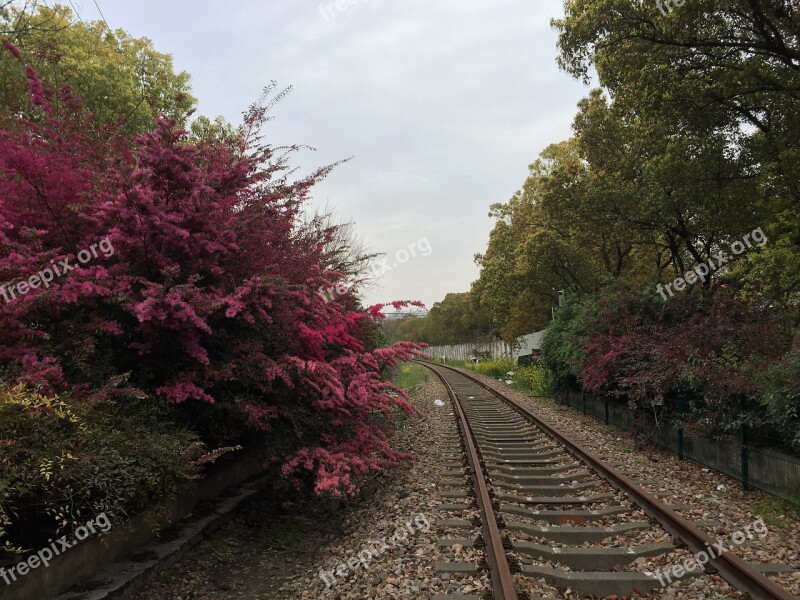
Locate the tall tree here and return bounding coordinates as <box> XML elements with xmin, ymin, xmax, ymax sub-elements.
<box><xmin>0</xmin><ymin>3</ymin><xmax>195</xmax><ymax>133</ymax></box>
<box><xmin>555</xmin><ymin>0</ymin><xmax>800</xmax><ymax>308</ymax></box>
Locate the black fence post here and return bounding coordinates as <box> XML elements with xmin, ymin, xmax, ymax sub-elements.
<box><xmin>604</xmin><ymin>397</ymin><xmax>609</xmax><ymax>425</ymax></box>
<box><xmin>675</xmin><ymin>396</ymin><xmax>687</xmax><ymax>461</ymax></box>
<box><xmin>738</xmin><ymin>396</ymin><xmax>750</xmax><ymax>491</ymax></box>
<box><xmin>582</xmin><ymin>390</ymin><xmax>587</xmax><ymax>415</ymax></box>
<box><xmin>740</xmin><ymin>422</ymin><xmax>750</xmax><ymax>491</ymax></box>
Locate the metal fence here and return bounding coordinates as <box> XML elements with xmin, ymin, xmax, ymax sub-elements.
<box><xmin>558</xmin><ymin>388</ymin><xmax>800</xmax><ymax>506</ymax></box>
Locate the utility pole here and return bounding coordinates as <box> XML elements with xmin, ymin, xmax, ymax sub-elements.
<box><xmin>551</xmin><ymin>289</ymin><xmax>565</xmax><ymax>321</ymax></box>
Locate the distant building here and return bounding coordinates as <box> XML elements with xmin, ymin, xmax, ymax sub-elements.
<box><xmin>380</xmin><ymin>308</ymin><xmax>429</xmax><ymax>321</ymax></box>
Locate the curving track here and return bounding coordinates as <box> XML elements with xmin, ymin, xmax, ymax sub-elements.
<box><xmin>420</xmin><ymin>361</ymin><xmax>798</xmax><ymax>600</ymax></box>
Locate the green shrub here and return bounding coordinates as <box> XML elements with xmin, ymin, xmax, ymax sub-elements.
<box><xmin>540</xmin><ymin>298</ymin><xmax>593</xmax><ymax>388</ymax></box>
<box><xmin>463</xmin><ymin>358</ymin><xmax>552</xmax><ymax>396</ymax></box>
<box><xmin>755</xmin><ymin>349</ymin><xmax>800</xmax><ymax>453</ymax></box>
<box><xmin>0</xmin><ymin>385</ymin><xmax>215</xmax><ymax>555</ymax></box>
<box><xmin>513</xmin><ymin>365</ymin><xmax>551</xmax><ymax>396</ymax></box>
<box><xmin>465</xmin><ymin>357</ymin><xmax>516</xmax><ymax>378</ymax></box>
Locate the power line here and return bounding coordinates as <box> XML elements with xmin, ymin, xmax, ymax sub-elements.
<box><xmin>65</xmin><ymin>0</ymin><xmax>85</xmax><ymax>25</ymax></box>
<box><xmin>65</xmin><ymin>0</ymin><xmax>110</xmax><ymax>30</ymax></box>
<box><xmin>90</xmin><ymin>0</ymin><xmax>109</xmax><ymax>29</ymax></box>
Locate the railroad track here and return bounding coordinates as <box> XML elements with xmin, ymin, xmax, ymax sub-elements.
<box><xmin>419</xmin><ymin>361</ymin><xmax>798</xmax><ymax>600</ymax></box>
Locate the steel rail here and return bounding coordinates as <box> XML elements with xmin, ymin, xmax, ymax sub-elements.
<box><xmin>422</xmin><ymin>363</ymin><xmax>519</xmax><ymax>600</ymax></box>
<box><xmin>428</xmin><ymin>361</ymin><xmax>797</xmax><ymax>600</ymax></box>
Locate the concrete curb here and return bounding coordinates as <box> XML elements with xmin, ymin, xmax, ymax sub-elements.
<box><xmin>54</xmin><ymin>478</ymin><xmax>265</xmax><ymax>600</ymax></box>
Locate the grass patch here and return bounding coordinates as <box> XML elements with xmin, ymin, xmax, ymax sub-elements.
<box><xmin>394</xmin><ymin>362</ymin><xmax>429</xmax><ymax>390</ymax></box>
<box><xmin>750</xmin><ymin>496</ymin><xmax>800</xmax><ymax>529</ymax></box>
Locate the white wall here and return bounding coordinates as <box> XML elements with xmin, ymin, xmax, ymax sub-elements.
<box><xmin>426</xmin><ymin>339</ymin><xmax>511</xmax><ymax>362</ymax></box>
<box><xmin>426</xmin><ymin>329</ymin><xmax>548</xmax><ymax>363</ymax></box>
<box><xmin>512</xmin><ymin>330</ymin><xmax>547</xmax><ymax>360</ymax></box>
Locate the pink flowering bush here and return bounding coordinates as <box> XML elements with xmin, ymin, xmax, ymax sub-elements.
<box><xmin>0</xmin><ymin>50</ymin><xmax>423</xmax><ymax>496</ymax></box>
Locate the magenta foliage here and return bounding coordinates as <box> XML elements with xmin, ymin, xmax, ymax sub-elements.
<box><xmin>2</xmin><ymin>39</ymin><xmax>21</xmax><ymax>59</ymax></box>
<box><xmin>578</xmin><ymin>288</ymin><xmax>787</xmax><ymax>408</ymax></box>
<box><xmin>0</xmin><ymin>58</ymin><xmax>424</xmax><ymax>495</ymax></box>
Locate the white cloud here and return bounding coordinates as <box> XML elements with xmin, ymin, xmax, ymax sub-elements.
<box><xmin>96</xmin><ymin>0</ymin><xmax>589</xmax><ymax>307</ymax></box>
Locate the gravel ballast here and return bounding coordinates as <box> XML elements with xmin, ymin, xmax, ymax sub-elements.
<box><xmin>131</xmin><ymin>366</ymin><xmax>800</xmax><ymax>599</ymax></box>
<box><xmin>133</xmin><ymin>372</ymin><xmax>488</xmax><ymax>600</ymax></box>
<box><xmin>449</xmin><ymin>365</ymin><xmax>800</xmax><ymax>599</ymax></box>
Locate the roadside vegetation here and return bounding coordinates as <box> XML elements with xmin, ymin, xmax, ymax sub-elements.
<box><xmin>393</xmin><ymin>0</ymin><xmax>800</xmax><ymax>456</ymax></box>
<box><xmin>432</xmin><ymin>357</ymin><xmax>550</xmax><ymax>398</ymax></box>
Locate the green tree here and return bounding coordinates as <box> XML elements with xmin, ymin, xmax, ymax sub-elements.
<box><xmin>1</xmin><ymin>3</ymin><xmax>195</xmax><ymax>133</ymax></box>
<box><xmin>554</xmin><ymin>0</ymin><xmax>800</xmax><ymax>309</ymax></box>
<box><xmin>473</xmin><ymin>139</ymin><xmax>642</xmax><ymax>341</ymax></box>
<box><xmin>572</xmin><ymin>89</ymin><xmax>762</xmax><ymax>288</ymax></box>
<box><xmin>384</xmin><ymin>293</ymin><xmax>492</xmax><ymax>345</ymax></box>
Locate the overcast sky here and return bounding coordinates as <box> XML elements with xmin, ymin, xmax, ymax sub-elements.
<box><xmin>86</xmin><ymin>0</ymin><xmax>589</xmax><ymax>309</ymax></box>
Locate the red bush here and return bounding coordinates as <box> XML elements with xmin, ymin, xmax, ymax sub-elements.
<box><xmin>578</xmin><ymin>286</ymin><xmax>788</xmax><ymax>408</ymax></box>
<box><xmin>0</xmin><ymin>53</ymin><xmax>423</xmax><ymax>495</ymax></box>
